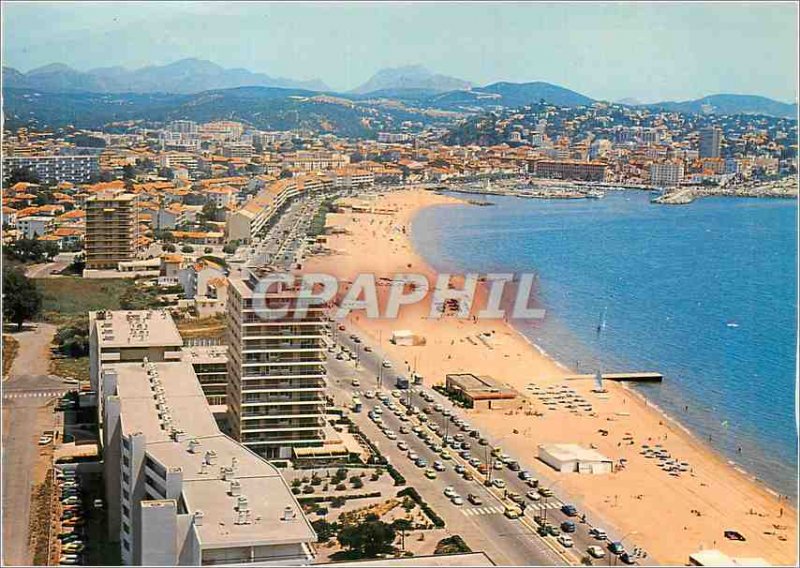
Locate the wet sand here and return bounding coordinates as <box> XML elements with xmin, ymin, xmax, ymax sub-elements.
<box><xmin>304</xmin><ymin>188</ymin><xmax>798</xmax><ymax>566</ymax></box>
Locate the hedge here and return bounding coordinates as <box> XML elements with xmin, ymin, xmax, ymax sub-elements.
<box><xmin>297</xmin><ymin>491</ymin><xmax>381</xmax><ymax>504</ymax></box>
<box><xmin>396</xmin><ymin>487</ymin><xmax>445</xmax><ymax>528</ymax></box>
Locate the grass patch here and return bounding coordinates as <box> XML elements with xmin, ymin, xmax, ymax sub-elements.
<box><xmin>35</xmin><ymin>277</ymin><xmax>134</xmax><ymax>323</ymax></box>
<box><xmin>176</xmin><ymin>314</ymin><xmax>227</xmax><ymax>340</ymax></box>
<box><xmin>50</xmin><ymin>356</ymin><xmax>90</xmax><ymax>382</ymax></box>
<box><xmin>2</xmin><ymin>334</ymin><xmax>19</xmax><ymax>378</ymax></box>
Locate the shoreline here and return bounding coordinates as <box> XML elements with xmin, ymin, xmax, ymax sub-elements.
<box><xmin>407</xmin><ymin>193</ymin><xmax>793</xmax><ymax>500</ymax></box>
<box><xmin>306</xmin><ymin>187</ymin><xmax>798</xmax><ymax>566</ymax></box>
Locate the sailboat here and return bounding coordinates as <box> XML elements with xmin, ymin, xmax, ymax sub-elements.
<box><xmin>592</xmin><ymin>308</ymin><xmax>609</xmax><ymax>393</ymax></box>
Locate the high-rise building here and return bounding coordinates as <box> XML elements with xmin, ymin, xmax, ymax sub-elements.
<box><xmin>1</xmin><ymin>154</ymin><xmax>100</xmax><ymax>184</ymax></box>
<box><xmin>699</xmin><ymin>127</ymin><xmax>722</xmax><ymax>159</ymax></box>
<box><xmin>85</xmin><ymin>192</ymin><xmax>138</xmax><ymax>270</ymax></box>
<box><xmin>226</xmin><ymin>268</ymin><xmax>327</xmax><ymax>460</ymax></box>
<box><xmin>100</xmin><ymin>359</ymin><xmax>317</xmax><ymax>565</ymax></box>
<box><xmin>649</xmin><ymin>161</ymin><xmax>685</xmax><ymax>187</ymax></box>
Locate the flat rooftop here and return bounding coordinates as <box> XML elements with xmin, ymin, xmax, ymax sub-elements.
<box><xmin>109</xmin><ymin>361</ymin><xmax>316</xmax><ymax>548</ymax></box>
<box><xmin>539</xmin><ymin>443</ymin><xmax>612</xmax><ymax>463</ymax></box>
<box><xmin>91</xmin><ymin>310</ymin><xmax>184</xmax><ymax>349</ymax></box>
<box><xmin>181</xmin><ymin>345</ymin><xmax>228</xmax><ymax>365</ymax></box>
<box><xmin>322</xmin><ymin>552</ymin><xmax>495</xmax><ymax>566</ymax></box>
<box><xmin>446</xmin><ymin>373</ymin><xmax>517</xmax><ymax>400</ymax></box>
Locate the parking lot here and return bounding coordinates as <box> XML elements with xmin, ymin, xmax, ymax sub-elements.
<box><xmin>327</xmin><ymin>326</ymin><xmax>646</xmax><ymax>565</ymax></box>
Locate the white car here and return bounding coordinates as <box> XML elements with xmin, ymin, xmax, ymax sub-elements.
<box><xmin>525</xmin><ymin>490</ymin><xmax>541</xmax><ymax>501</ymax></box>
<box><xmin>557</xmin><ymin>535</ymin><xmax>574</xmax><ymax>548</ymax></box>
<box><xmin>364</xmin><ymin>390</ymin><xmax>375</xmax><ymax>399</ymax></box>
<box><xmin>492</xmin><ymin>479</ymin><xmax>507</xmax><ymax>489</ymax></box>
<box><xmin>587</xmin><ymin>545</ymin><xmax>606</xmax><ymax>559</ymax></box>
<box><xmin>407</xmin><ymin>451</ymin><xmax>419</xmax><ymax>461</ymax></box>
<box><xmin>451</xmin><ymin>495</ymin><xmax>464</xmax><ymax>506</ymax></box>
<box><xmin>382</xmin><ymin>360</ymin><xmax>392</xmax><ymax>369</ymax></box>
<box><xmin>385</xmin><ymin>431</ymin><xmax>397</xmax><ymax>440</ymax></box>
<box><xmin>397</xmin><ymin>441</ymin><xmax>409</xmax><ymax>451</ymax></box>
<box><xmin>443</xmin><ymin>486</ymin><xmax>457</xmax><ymax>498</ymax></box>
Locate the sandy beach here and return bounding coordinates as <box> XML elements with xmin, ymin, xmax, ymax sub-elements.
<box><xmin>304</xmin><ymin>188</ymin><xmax>798</xmax><ymax>566</ymax></box>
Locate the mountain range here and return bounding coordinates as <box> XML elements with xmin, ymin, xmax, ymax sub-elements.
<box><xmin>2</xmin><ymin>58</ymin><xmax>329</xmax><ymax>94</ymax></box>
<box><xmin>3</xmin><ymin>59</ymin><xmax>797</xmax><ymax>126</ymax></box>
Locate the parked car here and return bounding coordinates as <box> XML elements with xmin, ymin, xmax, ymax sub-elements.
<box><xmin>608</xmin><ymin>541</ymin><xmax>626</xmax><ymax>555</ymax></box>
<box><xmin>468</xmin><ymin>493</ymin><xmax>483</xmax><ymax>506</ymax></box>
<box><xmin>526</xmin><ymin>490</ymin><xmax>541</xmax><ymax>502</ymax></box>
<box><xmin>587</xmin><ymin>546</ymin><xmax>606</xmax><ymax>559</ymax></box>
<box><xmin>590</xmin><ymin>528</ymin><xmax>608</xmax><ymax>541</ymax></box>
<box><xmin>557</xmin><ymin>535</ymin><xmax>574</xmax><ymax>548</ymax></box>
<box><xmin>492</xmin><ymin>479</ymin><xmax>506</xmax><ymax>489</ymax></box>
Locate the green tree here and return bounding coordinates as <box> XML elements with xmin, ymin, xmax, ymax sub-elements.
<box><xmin>2</xmin><ymin>267</ymin><xmax>42</xmax><ymax>330</ymax></box>
<box><xmin>338</xmin><ymin>514</ymin><xmax>396</xmax><ymax>558</ymax></box>
<box><xmin>392</xmin><ymin>519</ymin><xmax>413</xmax><ymax>550</ymax></box>
<box><xmin>312</xmin><ymin>519</ymin><xmax>335</xmax><ymax>542</ymax></box>
<box><xmin>181</xmin><ymin>245</ymin><xmax>194</xmax><ymax>254</ymax></box>
<box><xmin>200</xmin><ymin>201</ymin><xmax>220</xmax><ymax>223</ymax></box>
<box><xmin>162</xmin><ymin>243</ymin><xmax>177</xmax><ymax>253</ymax></box>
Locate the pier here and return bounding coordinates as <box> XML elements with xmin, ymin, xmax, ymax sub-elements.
<box><xmin>564</xmin><ymin>372</ymin><xmax>663</xmax><ymax>383</ymax></box>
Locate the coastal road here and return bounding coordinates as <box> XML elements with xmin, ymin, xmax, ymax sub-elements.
<box><xmin>326</xmin><ymin>347</ymin><xmax>569</xmax><ymax>566</ymax></box>
<box><xmin>1</xmin><ymin>323</ymin><xmax>69</xmax><ymax>566</ymax></box>
<box><xmin>329</xmin><ymin>326</ymin><xmax>639</xmax><ymax>565</ymax></box>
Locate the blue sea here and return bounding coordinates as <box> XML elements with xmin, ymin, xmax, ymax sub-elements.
<box><xmin>411</xmin><ymin>190</ymin><xmax>798</xmax><ymax>497</ymax></box>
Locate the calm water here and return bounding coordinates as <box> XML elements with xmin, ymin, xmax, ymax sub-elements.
<box><xmin>411</xmin><ymin>190</ymin><xmax>798</xmax><ymax>496</ymax></box>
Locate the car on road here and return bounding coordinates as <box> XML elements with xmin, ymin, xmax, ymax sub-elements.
<box><xmin>506</xmin><ymin>460</ymin><xmax>521</xmax><ymax>471</ymax></box>
<box><xmin>538</xmin><ymin>487</ymin><xmax>554</xmax><ymax>497</ymax></box>
<box><xmin>589</xmin><ymin>528</ymin><xmax>608</xmax><ymax>541</ymax></box>
<box><xmin>363</xmin><ymin>346</ymin><xmax>372</xmax><ymax>352</ymax></box>
<box><xmin>468</xmin><ymin>493</ymin><xmax>483</xmax><ymax>505</ymax></box>
<box><xmin>619</xmin><ymin>552</ymin><xmax>637</xmax><ymax>565</ymax></box>
<box><xmin>518</xmin><ymin>470</ymin><xmax>532</xmax><ymax>481</ymax></box>
<box><xmin>415</xmin><ymin>457</ymin><xmax>428</xmax><ymax>468</ymax></box>
<box><xmin>377</xmin><ymin>392</ymin><xmax>389</xmax><ymax>402</ymax></box>
<box><xmin>561</xmin><ymin>504</ymin><xmax>578</xmax><ymax>517</ymax></box>
<box><xmin>526</xmin><ymin>490</ymin><xmax>541</xmax><ymax>502</ymax></box>
<box><xmin>364</xmin><ymin>390</ymin><xmax>375</xmax><ymax>399</ymax></box>
<box><xmin>508</xmin><ymin>493</ymin><xmax>523</xmax><ymax>505</ymax></box>
<box><xmin>525</xmin><ymin>478</ymin><xmax>539</xmax><ymax>488</ymax></box>
<box><xmin>478</xmin><ymin>437</ymin><xmax>489</xmax><ymax>445</ymax></box>
<box><xmin>493</xmin><ymin>461</ymin><xmax>504</xmax><ymax>470</ymax></box>
<box><xmin>385</xmin><ymin>431</ymin><xmax>397</xmax><ymax>440</ymax></box>
<box><xmin>399</xmin><ymin>425</ymin><xmax>410</xmax><ymax>434</ymax></box>
<box><xmin>561</xmin><ymin>520</ymin><xmax>576</xmax><ymax>533</ymax></box>
<box><xmin>546</xmin><ymin>525</ymin><xmax>561</xmax><ymax>537</ymax></box>
<box><xmin>459</xmin><ymin>450</ymin><xmax>471</xmax><ymax>460</ymax></box>
<box><xmin>462</xmin><ymin>471</ymin><xmax>474</xmax><ymax>481</ymax></box>
<box><xmin>451</xmin><ymin>495</ymin><xmax>464</xmax><ymax>506</ymax></box>
<box><xmin>587</xmin><ymin>546</ymin><xmax>606</xmax><ymax>559</ymax></box>
<box><xmin>608</xmin><ymin>542</ymin><xmax>626</xmax><ymax>555</ymax></box>
<box><xmin>407</xmin><ymin>451</ymin><xmax>419</xmax><ymax>461</ymax></box>
<box><xmin>440</xmin><ymin>451</ymin><xmax>452</xmax><ymax>461</ymax></box>
<box><xmin>468</xmin><ymin>457</ymin><xmax>481</xmax><ymax>467</ymax></box>
<box><xmin>557</xmin><ymin>535</ymin><xmax>574</xmax><ymax>548</ymax></box>
<box><xmin>443</xmin><ymin>486</ymin><xmax>457</xmax><ymax>498</ymax></box>
<box><xmin>442</xmin><ymin>408</ymin><xmax>452</xmax><ymax>417</ymax></box>
<box><xmin>454</xmin><ymin>464</ymin><xmax>465</xmax><ymax>474</ymax></box>
<box><xmin>397</xmin><ymin>441</ymin><xmax>408</xmax><ymax>451</ymax></box>
<box><xmin>59</xmin><ymin>555</ymin><xmax>81</xmax><ymax>566</ymax></box>
<box><xmin>424</xmin><ymin>468</ymin><xmax>437</xmax><ymax>480</ymax></box>
<box><xmin>433</xmin><ymin>460</ymin><xmax>446</xmax><ymax>472</ymax></box>
<box><xmin>504</xmin><ymin>505</ymin><xmax>522</xmax><ymax>519</ymax></box>
<box><xmin>434</xmin><ymin>403</ymin><xmax>443</xmax><ymax>412</ymax></box>
<box><xmin>492</xmin><ymin>479</ymin><xmax>506</xmax><ymax>489</ymax></box>
<box><xmin>382</xmin><ymin>360</ymin><xmax>392</xmax><ymax>369</ymax></box>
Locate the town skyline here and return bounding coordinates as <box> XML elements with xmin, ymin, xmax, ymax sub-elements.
<box><xmin>2</xmin><ymin>1</ymin><xmax>798</xmax><ymax>103</ymax></box>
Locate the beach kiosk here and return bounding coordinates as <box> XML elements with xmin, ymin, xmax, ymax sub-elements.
<box><xmin>538</xmin><ymin>443</ymin><xmax>613</xmax><ymax>474</ymax></box>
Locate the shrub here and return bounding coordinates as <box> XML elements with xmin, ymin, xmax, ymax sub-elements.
<box><xmin>351</xmin><ymin>478</ymin><xmax>364</xmax><ymax>489</ymax></box>
<box><xmin>336</xmin><ymin>483</ymin><xmax>346</xmax><ymax>491</ymax></box>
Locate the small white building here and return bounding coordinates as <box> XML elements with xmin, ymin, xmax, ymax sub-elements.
<box><xmin>538</xmin><ymin>443</ymin><xmax>613</xmax><ymax>474</ymax></box>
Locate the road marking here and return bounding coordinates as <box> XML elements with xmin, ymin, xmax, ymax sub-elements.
<box><xmin>463</xmin><ymin>505</ymin><xmax>502</xmax><ymax>516</ymax></box>
<box><xmin>2</xmin><ymin>390</ymin><xmax>66</xmax><ymax>400</ymax></box>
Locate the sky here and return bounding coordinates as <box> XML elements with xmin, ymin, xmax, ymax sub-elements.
<box><xmin>2</xmin><ymin>1</ymin><xmax>798</xmax><ymax>103</ymax></box>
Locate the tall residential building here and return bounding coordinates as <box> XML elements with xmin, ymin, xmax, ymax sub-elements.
<box><xmin>699</xmin><ymin>126</ymin><xmax>722</xmax><ymax>159</ymax></box>
<box><xmin>2</xmin><ymin>154</ymin><xmax>100</xmax><ymax>184</ymax></box>
<box><xmin>101</xmin><ymin>360</ymin><xmax>316</xmax><ymax>565</ymax></box>
<box><xmin>227</xmin><ymin>268</ymin><xmax>327</xmax><ymax>460</ymax></box>
<box><xmin>85</xmin><ymin>192</ymin><xmax>138</xmax><ymax>270</ymax></box>
<box><xmin>649</xmin><ymin>161</ymin><xmax>685</xmax><ymax>187</ymax></box>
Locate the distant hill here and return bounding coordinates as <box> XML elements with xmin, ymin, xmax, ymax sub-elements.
<box><xmin>424</xmin><ymin>81</ymin><xmax>595</xmax><ymax>111</ymax></box>
<box><xmin>352</xmin><ymin>65</ymin><xmax>472</xmax><ymax>95</ymax></box>
<box><xmin>644</xmin><ymin>94</ymin><xmax>797</xmax><ymax>119</ymax></box>
<box><xmin>1</xmin><ymin>86</ymin><xmax>451</xmax><ymax>138</ymax></box>
<box><xmin>2</xmin><ymin>58</ymin><xmax>329</xmax><ymax>94</ymax></box>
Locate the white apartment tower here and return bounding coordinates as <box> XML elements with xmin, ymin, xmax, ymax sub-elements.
<box><xmin>226</xmin><ymin>268</ymin><xmax>327</xmax><ymax>460</ymax></box>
